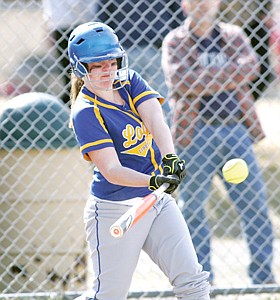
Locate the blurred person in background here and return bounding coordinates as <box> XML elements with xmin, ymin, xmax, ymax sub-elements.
<box><xmin>42</xmin><ymin>0</ymin><xmax>99</xmax><ymax>105</ymax></box>
<box><xmin>98</xmin><ymin>0</ymin><xmax>185</xmax><ymax>124</ymax></box>
<box><xmin>162</xmin><ymin>0</ymin><xmax>276</xmax><ymax>285</ymax></box>
<box><xmin>221</xmin><ymin>0</ymin><xmax>275</xmax><ymax>100</ymax></box>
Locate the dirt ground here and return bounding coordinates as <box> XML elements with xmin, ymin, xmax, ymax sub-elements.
<box><xmin>129</xmin><ymin>238</ymin><xmax>280</xmax><ymax>293</ymax></box>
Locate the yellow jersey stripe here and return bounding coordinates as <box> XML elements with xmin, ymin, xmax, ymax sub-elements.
<box><xmin>81</xmin><ymin>139</ymin><xmax>113</xmax><ymax>152</ymax></box>
<box><xmin>83</xmin><ymin>93</ymin><xmax>142</xmax><ymax>125</ymax></box>
<box><xmin>134</xmin><ymin>91</ymin><xmax>164</xmax><ymax>106</ymax></box>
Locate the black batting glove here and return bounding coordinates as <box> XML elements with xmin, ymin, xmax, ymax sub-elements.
<box><xmin>162</xmin><ymin>153</ymin><xmax>186</xmax><ymax>181</ymax></box>
<box><xmin>149</xmin><ymin>174</ymin><xmax>180</xmax><ymax>194</ymax></box>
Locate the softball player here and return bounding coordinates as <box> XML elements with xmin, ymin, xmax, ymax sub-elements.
<box><xmin>68</xmin><ymin>22</ymin><xmax>211</xmax><ymax>300</ymax></box>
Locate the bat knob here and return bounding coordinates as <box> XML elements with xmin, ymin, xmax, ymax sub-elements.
<box><xmin>110</xmin><ymin>226</ymin><xmax>123</xmax><ymax>238</ymax></box>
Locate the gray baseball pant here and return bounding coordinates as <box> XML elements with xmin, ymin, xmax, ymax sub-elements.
<box><xmin>83</xmin><ymin>193</ymin><xmax>211</xmax><ymax>300</ymax></box>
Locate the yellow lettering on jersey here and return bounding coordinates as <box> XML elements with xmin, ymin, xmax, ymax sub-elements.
<box><xmin>122</xmin><ymin>134</ymin><xmax>153</xmax><ymax>157</ymax></box>
<box><xmin>122</xmin><ymin>123</ymin><xmax>152</xmax><ymax>157</ymax></box>
<box><xmin>122</xmin><ymin>123</ymin><xmax>149</xmax><ymax>148</ymax></box>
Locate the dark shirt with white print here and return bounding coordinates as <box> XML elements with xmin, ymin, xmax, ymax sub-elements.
<box><xmin>196</xmin><ymin>27</ymin><xmax>240</xmax><ymax>119</ymax></box>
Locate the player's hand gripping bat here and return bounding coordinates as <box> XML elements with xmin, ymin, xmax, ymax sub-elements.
<box><xmin>109</xmin><ymin>183</ymin><xmax>169</xmax><ymax>238</ymax></box>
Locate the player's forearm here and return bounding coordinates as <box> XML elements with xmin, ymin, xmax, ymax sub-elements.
<box><xmin>103</xmin><ymin>165</ymin><xmax>151</xmax><ymax>187</ymax></box>
<box><xmin>137</xmin><ymin>99</ymin><xmax>175</xmax><ymax>155</ymax></box>
<box><xmin>151</xmin><ymin>122</ymin><xmax>175</xmax><ymax>156</ymax></box>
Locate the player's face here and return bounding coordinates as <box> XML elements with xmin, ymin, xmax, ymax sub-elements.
<box><xmin>86</xmin><ymin>59</ymin><xmax>118</xmax><ymax>89</ymax></box>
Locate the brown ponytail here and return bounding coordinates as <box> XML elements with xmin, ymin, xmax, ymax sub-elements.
<box><xmin>69</xmin><ymin>73</ymin><xmax>84</xmax><ymax>128</ymax></box>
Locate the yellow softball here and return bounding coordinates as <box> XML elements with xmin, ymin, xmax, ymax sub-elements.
<box><xmin>222</xmin><ymin>158</ymin><xmax>249</xmax><ymax>184</ymax></box>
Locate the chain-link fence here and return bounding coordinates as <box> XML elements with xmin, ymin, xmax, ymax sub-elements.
<box><xmin>0</xmin><ymin>0</ymin><xmax>280</xmax><ymax>298</ymax></box>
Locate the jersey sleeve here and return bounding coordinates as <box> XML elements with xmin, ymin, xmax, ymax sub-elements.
<box><xmin>128</xmin><ymin>70</ymin><xmax>164</xmax><ymax>108</ymax></box>
<box><xmin>72</xmin><ymin>103</ymin><xmax>114</xmax><ymax>161</ymax></box>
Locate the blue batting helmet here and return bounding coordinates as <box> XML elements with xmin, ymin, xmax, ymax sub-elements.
<box><xmin>68</xmin><ymin>22</ymin><xmax>127</xmax><ymax>78</ymax></box>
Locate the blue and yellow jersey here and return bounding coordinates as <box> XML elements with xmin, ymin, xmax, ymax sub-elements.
<box><xmin>72</xmin><ymin>69</ymin><xmax>164</xmax><ymax>200</ymax></box>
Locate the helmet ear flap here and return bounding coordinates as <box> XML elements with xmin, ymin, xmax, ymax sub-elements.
<box><xmin>72</xmin><ymin>56</ymin><xmax>88</xmax><ymax>78</ymax></box>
